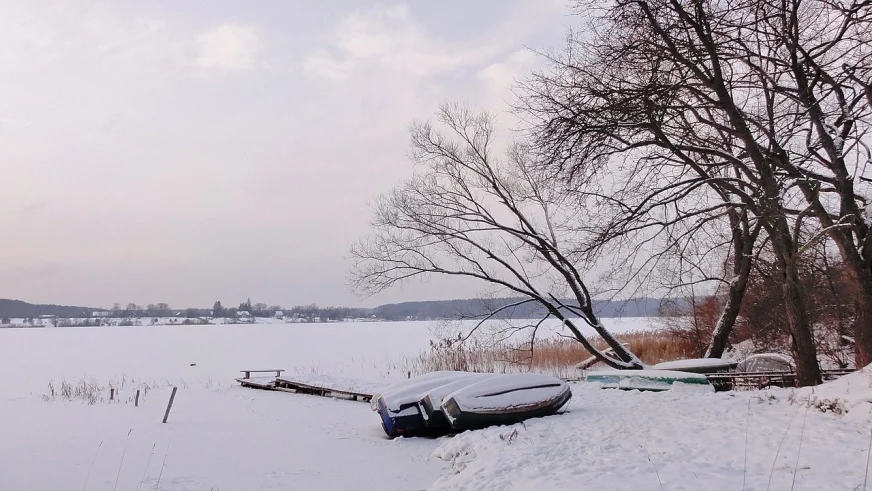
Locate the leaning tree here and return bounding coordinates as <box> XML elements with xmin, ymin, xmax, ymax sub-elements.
<box><xmin>351</xmin><ymin>104</ymin><xmax>645</xmax><ymax>369</ymax></box>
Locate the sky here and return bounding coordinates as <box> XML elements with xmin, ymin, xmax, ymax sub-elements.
<box><xmin>0</xmin><ymin>0</ymin><xmax>571</xmax><ymax>309</ymax></box>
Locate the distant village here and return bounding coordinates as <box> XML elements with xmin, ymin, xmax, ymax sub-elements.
<box><xmin>0</xmin><ymin>299</ymin><xmax>402</xmax><ymax>328</ymax></box>
<box><xmin>0</xmin><ymin>297</ymin><xmax>663</xmax><ymax>328</ymax></box>
<box><xmin>0</xmin><ymin>310</ymin><xmax>390</xmax><ymax>328</ymax></box>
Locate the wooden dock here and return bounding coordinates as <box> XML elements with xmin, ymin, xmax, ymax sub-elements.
<box><xmin>275</xmin><ymin>376</ymin><xmax>374</xmax><ymax>402</ymax></box>
<box><xmin>236</xmin><ymin>369</ymin><xmax>376</xmax><ymax>402</ymax></box>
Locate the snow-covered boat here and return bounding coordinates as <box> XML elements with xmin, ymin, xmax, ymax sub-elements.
<box><xmin>374</xmin><ymin>371</ymin><xmax>572</xmax><ymax>437</ymax></box>
<box><xmin>373</xmin><ymin>371</ymin><xmax>485</xmax><ymax>438</ymax></box>
<box><xmin>419</xmin><ymin>373</ymin><xmax>499</xmax><ymax>431</ymax></box>
<box><xmin>652</xmin><ymin>358</ymin><xmax>738</xmax><ymax>374</ymax></box>
<box><xmin>440</xmin><ymin>373</ymin><xmax>572</xmax><ymax>432</ymax></box>
<box><xmin>586</xmin><ymin>369</ymin><xmax>712</xmax><ymax>391</ymax></box>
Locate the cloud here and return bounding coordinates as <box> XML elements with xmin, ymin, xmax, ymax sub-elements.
<box><xmin>196</xmin><ymin>24</ymin><xmax>263</xmax><ymax>71</ymax></box>
<box><xmin>0</xmin><ymin>2</ymin><xmax>183</xmax><ymax>81</ymax></box>
<box><xmin>302</xmin><ymin>4</ymin><xmax>504</xmax><ymax>82</ymax></box>
<box><xmin>476</xmin><ymin>49</ymin><xmax>537</xmax><ymax>108</ymax></box>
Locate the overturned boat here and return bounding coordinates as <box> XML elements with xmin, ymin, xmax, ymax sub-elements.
<box><xmin>652</xmin><ymin>358</ymin><xmax>737</xmax><ymax>374</ymax></box>
<box><xmin>373</xmin><ymin>371</ymin><xmax>571</xmax><ymax>438</ymax></box>
<box><xmin>586</xmin><ymin>369</ymin><xmax>712</xmax><ymax>391</ymax></box>
<box><xmin>419</xmin><ymin>373</ymin><xmax>500</xmax><ymax>432</ymax></box>
<box><xmin>440</xmin><ymin>373</ymin><xmax>572</xmax><ymax>432</ymax></box>
<box><xmin>374</xmin><ymin>371</ymin><xmax>485</xmax><ymax>438</ymax></box>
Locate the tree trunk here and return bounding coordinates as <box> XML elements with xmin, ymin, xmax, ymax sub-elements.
<box><xmin>591</xmin><ymin>319</ymin><xmax>644</xmax><ymax>367</ymax></box>
<box><xmin>705</xmin><ymin>273</ymin><xmax>748</xmax><ymax>358</ymax></box>
<box><xmin>705</xmin><ymin>210</ymin><xmax>760</xmax><ymax>358</ymax></box>
<box><xmin>762</xmin><ymin>207</ymin><xmax>822</xmax><ymax>386</ymax></box>
<box><xmin>781</xmin><ymin>258</ymin><xmax>823</xmax><ymax>386</ymax></box>
<box><xmin>559</xmin><ymin>316</ymin><xmax>644</xmax><ymax>369</ymax></box>
<box><xmin>852</xmin><ymin>273</ymin><xmax>872</xmax><ymax>367</ymax></box>
<box><xmin>706</xmin><ymin>215</ymin><xmax>756</xmax><ymax>358</ymax></box>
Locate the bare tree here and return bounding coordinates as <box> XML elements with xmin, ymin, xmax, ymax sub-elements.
<box><xmin>351</xmin><ymin>105</ymin><xmax>644</xmax><ymax>369</ymax></box>
<box><xmin>728</xmin><ymin>0</ymin><xmax>872</xmax><ymax>365</ymax></box>
<box><xmin>125</xmin><ymin>303</ymin><xmax>140</xmax><ymax>318</ymax></box>
<box><xmin>155</xmin><ymin>303</ymin><xmax>171</xmax><ymax>316</ymax></box>
<box><xmin>517</xmin><ymin>0</ymin><xmax>852</xmax><ymax>384</ymax></box>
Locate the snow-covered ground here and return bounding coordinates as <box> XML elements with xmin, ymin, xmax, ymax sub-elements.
<box><xmin>431</xmin><ymin>381</ymin><xmax>872</xmax><ymax>490</ymax></box>
<box><xmin>0</xmin><ymin>319</ymin><xmax>866</xmax><ymax>490</ymax></box>
<box><xmin>0</xmin><ymin>322</ymin><xmax>441</xmax><ymax>490</ymax></box>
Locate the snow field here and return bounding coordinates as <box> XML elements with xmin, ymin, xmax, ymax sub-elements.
<box><xmin>431</xmin><ymin>383</ymin><xmax>872</xmax><ymax>491</ymax></box>
<box><xmin>0</xmin><ymin>319</ymin><xmax>867</xmax><ymax>490</ymax></box>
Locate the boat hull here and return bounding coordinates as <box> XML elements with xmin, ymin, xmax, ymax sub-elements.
<box><xmin>442</xmin><ymin>384</ymin><xmax>572</xmax><ymax>432</ymax></box>
<box><xmin>375</xmin><ymin>396</ymin><xmax>428</xmax><ymax>438</ymax></box>
<box><xmin>586</xmin><ymin>369</ymin><xmax>712</xmax><ymax>391</ymax></box>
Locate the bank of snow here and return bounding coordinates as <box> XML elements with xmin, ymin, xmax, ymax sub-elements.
<box><xmin>430</xmin><ymin>382</ymin><xmax>869</xmax><ymax>490</ymax></box>
<box><xmin>791</xmin><ymin>364</ymin><xmax>872</xmax><ymax>421</ymax></box>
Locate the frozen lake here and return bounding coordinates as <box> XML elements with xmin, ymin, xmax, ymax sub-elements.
<box><xmin>0</xmin><ymin>317</ymin><xmax>656</xmax><ymax>491</ymax></box>
<box><xmin>0</xmin><ymin>317</ymin><xmax>657</xmax><ymax>397</ymax></box>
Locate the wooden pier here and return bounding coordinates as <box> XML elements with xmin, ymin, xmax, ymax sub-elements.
<box><xmin>236</xmin><ymin>369</ymin><xmax>376</xmax><ymax>402</ymax></box>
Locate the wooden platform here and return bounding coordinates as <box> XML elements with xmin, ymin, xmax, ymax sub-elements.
<box><xmin>236</xmin><ymin>376</ymin><xmax>279</xmax><ymax>390</ymax></box>
<box><xmin>275</xmin><ymin>376</ymin><xmax>373</xmax><ymax>402</ymax></box>
<box><xmin>236</xmin><ymin>369</ymin><xmax>375</xmax><ymax>402</ymax></box>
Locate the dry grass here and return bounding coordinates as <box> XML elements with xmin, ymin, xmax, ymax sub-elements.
<box><xmin>401</xmin><ymin>330</ymin><xmax>697</xmax><ymax>378</ymax></box>
<box><xmin>41</xmin><ymin>375</ymin><xmax>168</xmax><ymax>405</ymax></box>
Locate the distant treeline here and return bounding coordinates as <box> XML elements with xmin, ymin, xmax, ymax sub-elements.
<box><xmin>0</xmin><ymin>299</ymin><xmax>94</xmax><ymax>319</ymax></box>
<box><xmin>369</xmin><ymin>297</ymin><xmax>668</xmax><ymax>320</ymax></box>
<box><xmin>0</xmin><ymin>296</ymin><xmax>670</xmax><ymax>322</ymax></box>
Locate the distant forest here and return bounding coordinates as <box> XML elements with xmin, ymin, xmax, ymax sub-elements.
<box><xmin>369</xmin><ymin>297</ymin><xmax>666</xmax><ymax>320</ymax></box>
<box><xmin>0</xmin><ymin>296</ymin><xmax>668</xmax><ymax>322</ymax></box>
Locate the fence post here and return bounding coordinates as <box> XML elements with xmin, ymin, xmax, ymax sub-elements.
<box><xmin>162</xmin><ymin>387</ymin><xmax>178</xmax><ymax>423</ymax></box>
<box><xmin>135</xmin><ymin>389</ymin><xmax>140</xmax><ymax>407</ymax></box>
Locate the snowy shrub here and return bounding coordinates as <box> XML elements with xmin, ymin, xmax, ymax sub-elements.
<box><xmin>754</xmin><ymin>393</ymin><xmax>779</xmax><ymax>405</ymax></box>
<box><xmin>788</xmin><ymin>390</ymin><xmax>848</xmax><ymax>415</ymax></box>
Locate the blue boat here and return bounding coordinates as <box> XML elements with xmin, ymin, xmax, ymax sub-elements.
<box><xmin>374</xmin><ymin>371</ymin><xmax>483</xmax><ymax>438</ymax></box>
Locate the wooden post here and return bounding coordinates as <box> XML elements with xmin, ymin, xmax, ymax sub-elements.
<box><xmin>162</xmin><ymin>387</ymin><xmax>178</xmax><ymax>423</ymax></box>
<box><xmin>110</xmin><ymin>388</ymin><xmax>115</xmax><ymax>401</ymax></box>
<box><xmin>135</xmin><ymin>389</ymin><xmax>140</xmax><ymax>407</ymax></box>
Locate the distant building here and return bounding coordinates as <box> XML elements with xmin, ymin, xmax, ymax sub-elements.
<box><xmin>237</xmin><ymin>310</ymin><xmax>252</xmax><ymax>318</ymax></box>
<box><xmin>92</xmin><ymin>311</ymin><xmax>110</xmax><ymax>318</ymax></box>
<box><xmin>275</xmin><ymin>310</ymin><xmax>284</xmax><ymax>319</ymax></box>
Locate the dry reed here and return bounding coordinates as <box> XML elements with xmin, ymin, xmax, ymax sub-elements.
<box><xmin>402</xmin><ymin>330</ymin><xmax>697</xmax><ymax>378</ymax></box>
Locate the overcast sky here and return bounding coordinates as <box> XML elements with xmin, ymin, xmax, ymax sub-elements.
<box><xmin>0</xmin><ymin>0</ymin><xmax>571</xmax><ymax>309</ymax></box>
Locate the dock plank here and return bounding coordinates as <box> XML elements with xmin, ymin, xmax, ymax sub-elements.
<box><xmin>235</xmin><ymin>376</ymin><xmax>278</xmax><ymax>390</ymax></box>
<box><xmin>235</xmin><ymin>371</ymin><xmax>381</xmax><ymax>402</ymax></box>
<box><xmin>276</xmin><ymin>374</ymin><xmax>378</xmax><ymax>402</ymax></box>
